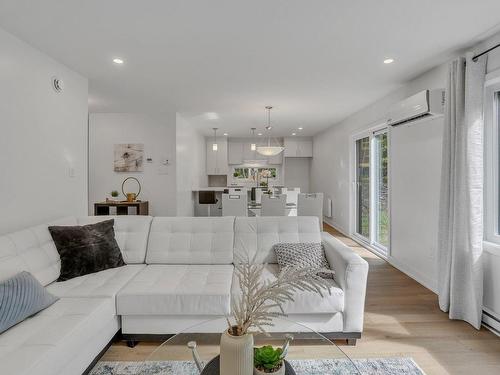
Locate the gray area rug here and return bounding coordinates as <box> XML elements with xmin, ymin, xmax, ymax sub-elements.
<box><xmin>90</xmin><ymin>357</ymin><xmax>425</xmax><ymax>375</ymax></box>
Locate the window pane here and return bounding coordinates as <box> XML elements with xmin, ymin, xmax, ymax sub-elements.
<box><xmin>375</xmin><ymin>132</ymin><xmax>389</xmax><ymax>247</ymax></box>
<box><xmin>356</xmin><ymin>137</ymin><xmax>370</xmax><ymax>238</ymax></box>
<box><xmin>497</xmin><ymin>92</ymin><xmax>500</xmax><ymax>235</ymax></box>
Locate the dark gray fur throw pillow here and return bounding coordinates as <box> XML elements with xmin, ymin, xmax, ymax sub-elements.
<box><xmin>273</xmin><ymin>242</ymin><xmax>334</xmax><ymax>279</ymax></box>
<box><xmin>49</xmin><ymin>219</ymin><xmax>125</xmax><ymax>281</ymax></box>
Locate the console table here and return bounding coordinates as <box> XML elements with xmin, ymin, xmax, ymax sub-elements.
<box><xmin>94</xmin><ymin>201</ymin><xmax>149</xmax><ymax>216</ymax></box>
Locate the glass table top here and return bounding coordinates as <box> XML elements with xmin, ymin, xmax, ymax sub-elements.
<box><xmin>139</xmin><ymin>317</ymin><xmax>361</xmax><ymax>374</ymax></box>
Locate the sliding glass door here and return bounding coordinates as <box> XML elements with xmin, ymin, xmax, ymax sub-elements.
<box><xmin>374</xmin><ymin>131</ymin><xmax>389</xmax><ymax>248</ymax></box>
<box><xmin>355</xmin><ymin>137</ymin><xmax>370</xmax><ymax>240</ymax></box>
<box><xmin>354</xmin><ymin>129</ymin><xmax>390</xmax><ymax>254</ymax></box>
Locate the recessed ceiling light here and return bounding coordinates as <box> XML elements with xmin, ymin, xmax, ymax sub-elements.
<box><xmin>292</xmin><ymin>133</ymin><xmax>297</xmax><ymax>136</ymax></box>
<box><xmin>257</xmin><ymin>133</ymin><xmax>263</xmax><ymax>136</ymax></box>
<box><xmin>383</xmin><ymin>58</ymin><xmax>394</xmax><ymax>64</ymax></box>
<box><xmin>223</xmin><ymin>132</ymin><xmax>228</xmax><ymax>136</ymax></box>
<box><xmin>298</xmin><ymin>127</ymin><xmax>303</xmax><ymax>130</ymax></box>
<box><xmin>113</xmin><ymin>58</ymin><xmax>124</xmax><ymax>64</ymax></box>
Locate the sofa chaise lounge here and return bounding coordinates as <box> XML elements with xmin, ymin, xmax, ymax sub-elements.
<box><xmin>0</xmin><ymin>215</ymin><xmax>368</xmax><ymax>375</ymax></box>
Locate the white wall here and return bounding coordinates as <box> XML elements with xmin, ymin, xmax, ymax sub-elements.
<box><xmin>176</xmin><ymin>114</ymin><xmax>207</xmax><ymax>216</ymax></box>
<box><xmin>88</xmin><ymin>113</ymin><xmax>176</xmax><ymax>216</ymax></box>
<box><xmin>311</xmin><ymin>64</ymin><xmax>447</xmax><ymax>291</ymax></box>
<box><xmin>0</xmin><ymin>28</ymin><xmax>88</xmax><ymax>234</ymax></box>
<box><xmin>284</xmin><ymin>158</ymin><xmax>311</xmax><ymax>193</ymax></box>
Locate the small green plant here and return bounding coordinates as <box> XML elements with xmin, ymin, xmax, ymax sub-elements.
<box><xmin>110</xmin><ymin>190</ymin><xmax>119</xmax><ymax>198</ymax></box>
<box><xmin>254</xmin><ymin>345</ymin><xmax>283</xmax><ymax>372</ymax></box>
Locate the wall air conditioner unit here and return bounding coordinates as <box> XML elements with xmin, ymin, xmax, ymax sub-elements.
<box><xmin>387</xmin><ymin>89</ymin><xmax>445</xmax><ymax>127</ymax></box>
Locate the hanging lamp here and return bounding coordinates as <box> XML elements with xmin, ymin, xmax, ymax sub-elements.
<box><xmin>212</xmin><ymin>128</ymin><xmax>218</xmax><ymax>151</ymax></box>
<box><xmin>256</xmin><ymin>106</ymin><xmax>284</xmax><ymax>156</ymax></box>
<box><xmin>250</xmin><ymin>128</ymin><xmax>257</xmax><ymax>151</ymax></box>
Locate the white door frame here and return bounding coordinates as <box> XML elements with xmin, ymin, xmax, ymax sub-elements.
<box><xmin>350</xmin><ymin>123</ymin><xmax>390</xmax><ymax>256</ymax></box>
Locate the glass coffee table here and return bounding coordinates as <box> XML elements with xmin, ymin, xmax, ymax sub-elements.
<box><xmin>139</xmin><ymin>317</ymin><xmax>360</xmax><ymax>374</ymax></box>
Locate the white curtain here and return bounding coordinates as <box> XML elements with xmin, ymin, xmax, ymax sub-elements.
<box><xmin>438</xmin><ymin>52</ymin><xmax>487</xmax><ymax>329</ymax></box>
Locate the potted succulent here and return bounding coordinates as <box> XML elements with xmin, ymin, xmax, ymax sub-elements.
<box><xmin>109</xmin><ymin>190</ymin><xmax>120</xmax><ymax>201</ymax></box>
<box><xmin>220</xmin><ymin>256</ymin><xmax>331</xmax><ymax>375</ymax></box>
<box><xmin>254</xmin><ymin>345</ymin><xmax>285</xmax><ymax>375</ymax></box>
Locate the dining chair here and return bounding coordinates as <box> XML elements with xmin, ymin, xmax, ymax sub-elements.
<box><xmin>261</xmin><ymin>194</ymin><xmax>286</xmax><ymax>216</ymax></box>
<box><xmin>222</xmin><ymin>193</ymin><xmax>248</xmax><ymax>216</ymax></box>
<box><xmin>198</xmin><ymin>191</ymin><xmax>218</xmax><ymax>217</ymax></box>
<box><xmin>255</xmin><ymin>188</ymin><xmax>264</xmax><ymax>204</ymax></box>
<box><xmin>297</xmin><ymin>193</ymin><xmax>324</xmax><ymax>230</ymax></box>
<box><xmin>282</xmin><ymin>187</ymin><xmax>301</xmax><ymax>205</ymax></box>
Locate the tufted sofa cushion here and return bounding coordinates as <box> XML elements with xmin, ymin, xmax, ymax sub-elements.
<box><xmin>0</xmin><ymin>217</ymin><xmax>77</xmax><ymax>285</ymax></box>
<box><xmin>46</xmin><ymin>264</ymin><xmax>145</xmax><ymax>302</ymax></box>
<box><xmin>234</xmin><ymin>216</ymin><xmax>321</xmax><ymax>263</ymax></box>
<box><xmin>231</xmin><ymin>264</ymin><xmax>344</xmax><ymax>314</ymax></box>
<box><xmin>77</xmin><ymin>216</ymin><xmax>153</xmax><ymax>264</ymax></box>
<box><xmin>146</xmin><ymin>217</ymin><xmax>234</xmax><ymax>264</ymax></box>
<box><xmin>117</xmin><ymin>264</ymin><xmax>234</xmax><ymax>315</ymax></box>
<box><xmin>0</xmin><ymin>297</ymin><xmax>116</xmax><ymax>375</ymax></box>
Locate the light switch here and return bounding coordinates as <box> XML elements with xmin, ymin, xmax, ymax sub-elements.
<box><xmin>69</xmin><ymin>167</ymin><xmax>75</xmax><ymax>178</ymax></box>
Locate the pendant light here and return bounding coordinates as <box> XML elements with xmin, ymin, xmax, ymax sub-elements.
<box><xmin>212</xmin><ymin>128</ymin><xmax>218</xmax><ymax>151</ymax></box>
<box><xmin>256</xmin><ymin>106</ymin><xmax>284</xmax><ymax>156</ymax></box>
<box><xmin>250</xmin><ymin>128</ymin><xmax>257</xmax><ymax>151</ymax></box>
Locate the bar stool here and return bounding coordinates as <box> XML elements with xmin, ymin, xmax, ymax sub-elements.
<box><xmin>199</xmin><ymin>191</ymin><xmax>218</xmax><ymax>217</ymax></box>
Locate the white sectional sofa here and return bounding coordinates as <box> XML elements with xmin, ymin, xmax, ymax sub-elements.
<box><xmin>0</xmin><ymin>215</ymin><xmax>368</xmax><ymax>375</ymax></box>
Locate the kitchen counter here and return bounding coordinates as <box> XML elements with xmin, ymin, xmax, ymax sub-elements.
<box><xmin>193</xmin><ymin>187</ymin><xmax>227</xmax><ymax>192</ymax></box>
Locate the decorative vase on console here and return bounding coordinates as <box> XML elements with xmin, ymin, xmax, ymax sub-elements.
<box><xmin>220</xmin><ymin>255</ymin><xmax>332</xmax><ymax>375</ymax></box>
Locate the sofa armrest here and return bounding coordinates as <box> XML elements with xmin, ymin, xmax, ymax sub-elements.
<box><xmin>321</xmin><ymin>232</ymin><xmax>369</xmax><ymax>333</ymax></box>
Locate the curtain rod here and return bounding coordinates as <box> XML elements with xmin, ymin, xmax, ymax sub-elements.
<box><xmin>472</xmin><ymin>42</ymin><xmax>500</xmax><ymax>61</ymax></box>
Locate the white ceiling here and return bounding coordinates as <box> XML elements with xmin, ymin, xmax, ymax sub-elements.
<box><xmin>1</xmin><ymin>1</ymin><xmax>500</xmax><ymax>136</ymax></box>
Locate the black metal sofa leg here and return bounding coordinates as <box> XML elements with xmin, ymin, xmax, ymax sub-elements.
<box><xmin>126</xmin><ymin>339</ymin><xmax>138</xmax><ymax>348</ymax></box>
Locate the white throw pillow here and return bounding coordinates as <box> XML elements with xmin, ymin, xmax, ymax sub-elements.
<box><xmin>273</xmin><ymin>243</ymin><xmax>334</xmax><ymax>279</ymax></box>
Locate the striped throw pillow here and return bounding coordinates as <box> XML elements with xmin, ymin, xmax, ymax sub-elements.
<box><xmin>0</xmin><ymin>271</ymin><xmax>59</xmax><ymax>334</ymax></box>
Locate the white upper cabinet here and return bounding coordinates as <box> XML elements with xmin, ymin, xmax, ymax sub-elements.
<box><xmin>206</xmin><ymin>138</ymin><xmax>228</xmax><ymax>175</ymax></box>
<box><xmin>226</xmin><ymin>139</ymin><xmax>285</xmax><ymax>166</ymax></box>
<box><xmin>284</xmin><ymin>137</ymin><xmax>313</xmax><ymax>157</ymax></box>
<box><xmin>228</xmin><ymin>142</ymin><xmax>244</xmax><ymax>164</ymax></box>
<box><xmin>242</xmin><ymin>142</ymin><xmax>258</xmax><ymax>161</ymax></box>
<box><xmin>267</xmin><ymin>151</ymin><xmax>283</xmax><ymax>164</ymax></box>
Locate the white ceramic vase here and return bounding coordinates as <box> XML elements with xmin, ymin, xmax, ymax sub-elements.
<box><xmin>253</xmin><ymin>361</ymin><xmax>286</xmax><ymax>375</ymax></box>
<box><xmin>220</xmin><ymin>329</ymin><xmax>254</xmax><ymax>375</ymax></box>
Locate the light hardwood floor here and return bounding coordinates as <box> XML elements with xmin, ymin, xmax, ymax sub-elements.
<box><xmin>101</xmin><ymin>224</ymin><xmax>500</xmax><ymax>375</ymax></box>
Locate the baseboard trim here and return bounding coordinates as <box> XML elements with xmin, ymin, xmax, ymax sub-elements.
<box><xmin>386</xmin><ymin>256</ymin><xmax>438</xmax><ymax>294</ymax></box>
<box><xmin>323</xmin><ymin>222</ymin><xmax>438</xmax><ymax>294</ymax></box>
<box><xmin>323</xmin><ymin>219</ymin><xmax>350</xmax><ymax>237</ymax></box>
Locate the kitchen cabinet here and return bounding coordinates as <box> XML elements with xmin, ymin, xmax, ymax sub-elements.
<box><xmin>228</xmin><ymin>142</ymin><xmax>244</xmax><ymax>164</ymax></box>
<box><xmin>284</xmin><ymin>137</ymin><xmax>313</xmax><ymax>157</ymax></box>
<box><xmin>206</xmin><ymin>138</ymin><xmax>228</xmax><ymax>175</ymax></box>
<box><xmin>227</xmin><ymin>139</ymin><xmax>284</xmax><ymax>165</ymax></box>
<box><xmin>267</xmin><ymin>151</ymin><xmax>283</xmax><ymax>165</ymax></box>
<box><xmin>243</xmin><ymin>141</ymin><xmax>266</xmax><ymax>161</ymax></box>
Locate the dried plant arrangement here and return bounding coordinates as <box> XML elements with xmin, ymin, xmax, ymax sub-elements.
<box><xmin>227</xmin><ymin>254</ymin><xmax>333</xmax><ymax>336</ymax></box>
